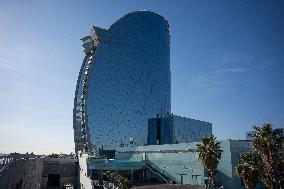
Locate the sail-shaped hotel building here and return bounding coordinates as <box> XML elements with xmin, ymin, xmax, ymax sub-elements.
<box><xmin>73</xmin><ymin>11</ymin><xmax>171</xmax><ymax>154</ymax></box>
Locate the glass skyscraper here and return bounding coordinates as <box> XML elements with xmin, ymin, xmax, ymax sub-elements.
<box><xmin>73</xmin><ymin>11</ymin><xmax>171</xmax><ymax>154</ymax></box>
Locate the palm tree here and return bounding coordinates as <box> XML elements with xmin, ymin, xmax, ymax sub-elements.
<box><xmin>235</xmin><ymin>153</ymin><xmax>260</xmax><ymax>189</ymax></box>
<box><xmin>197</xmin><ymin>136</ymin><xmax>223</xmax><ymax>188</ymax></box>
<box><xmin>251</xmin><ymin>123</ymin><xmax>283</xmax><ymax>189</ymax></box>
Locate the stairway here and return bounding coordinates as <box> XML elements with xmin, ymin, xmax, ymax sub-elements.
<box><xmin>144</xmin><ymin>160</ymin><xmax>177</xmax><ymax>184</ymax></box>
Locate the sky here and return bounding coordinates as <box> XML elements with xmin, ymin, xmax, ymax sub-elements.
<box><xmin>0</xmin><ymin>0</ymin><xmax>283</xmax><ymax>154</ymax></box>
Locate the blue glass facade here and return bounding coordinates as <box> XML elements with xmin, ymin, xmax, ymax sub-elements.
<box><xmin>148</xmin><ymin>114</ymin><xmax>212</xmax><ymax>145</ymax></box>
<box><xmin>73</xmin><ymin>11</ymin><xmax>171</xmax><ymax>153</ymax></box>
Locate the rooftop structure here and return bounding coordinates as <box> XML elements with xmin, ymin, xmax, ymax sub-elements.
<box><xmin>148</xmin><ymin>114</ymin><xmax>212</xmax><ymax>145</ymax></box>
<box><xmin>0</xmin><ymin>155</ymin><xmax>78</xmax><ymax>189</ymax></box>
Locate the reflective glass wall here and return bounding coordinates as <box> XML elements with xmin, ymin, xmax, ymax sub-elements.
<box><xmin>74</xmin><ymin>11</ymin><xmax>171</xmax><ymax>153</ymax></box>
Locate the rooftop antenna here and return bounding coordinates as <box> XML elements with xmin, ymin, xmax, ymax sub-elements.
<box><xmin>160</xmin><ymin>103</ymin><xmax>163</xmax><ymax>117</ymax></box>
<box><xmin>164</xmin><ymin>95</ymin><xmax>167</xmax><ymax>115</ymax></box>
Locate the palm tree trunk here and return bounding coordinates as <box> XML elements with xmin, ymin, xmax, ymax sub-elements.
<box><xmin>208</xmin><ymin>170</ymin><xmax>217</xmax><ymax>188</ymax></box>
<box><xmin>247</xmin><ymin>183</ymin><xmax>254</xmax><ymax>189</ymax></box>
<box><xmin>271</xmin><ymin>182</ymin><xmax>279</xmax><ymax>189</ymax></box>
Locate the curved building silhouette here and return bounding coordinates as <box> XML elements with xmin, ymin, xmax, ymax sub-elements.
<box><xmin>73</xmin><ymin>11</ymin><xmax>171</xmax><ymax>154</ymax></box>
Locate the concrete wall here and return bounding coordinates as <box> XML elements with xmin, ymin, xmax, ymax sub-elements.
<box><xmin>41</xmin><ymin>158</ymin><xmax>79</xmax><ymax>189</ymax></box>
<box><xmin>116</xmin><ymin>143</ymin><xmax>206</xmax><ymax>185</ymax></box>
<box><xmin>227</xmin><ymin>140</ymin><xmax>253</xmax><ymax>189</ymax></box>
<box><xmin>0</xmin><ymin>158</ymin><xmax>43</xmax><ymax>189</ymax></box>
<box><xmin>79</xmin><ymin>153</ymin><xmax>93</xmax><ymax>189</ymax></box>
<box><xmin>0</xmin><ymin>157</ymin><xmax>80</xmax><ymax>189</ymax></box>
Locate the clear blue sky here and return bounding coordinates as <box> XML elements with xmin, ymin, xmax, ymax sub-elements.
<box><xmin>0</xmin><ymin>0</ymin><xmax>283</xmax><ymax>154</ymax></box>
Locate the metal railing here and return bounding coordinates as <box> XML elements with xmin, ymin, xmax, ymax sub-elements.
<box><xmin>143</xmin><ymin>159</ymin><xmax>178</xmax><ymax>184</ymax></box>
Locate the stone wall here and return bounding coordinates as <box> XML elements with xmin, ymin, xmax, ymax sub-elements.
<box><xmin>0</xmin><ymin>158</ymin><xmax>43</xmax><ymax>189</ymax></box>
<box><xmin>41</xmin><ymin>158</ymin><xmax>78</xmax><ymax>188</ymax></box>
